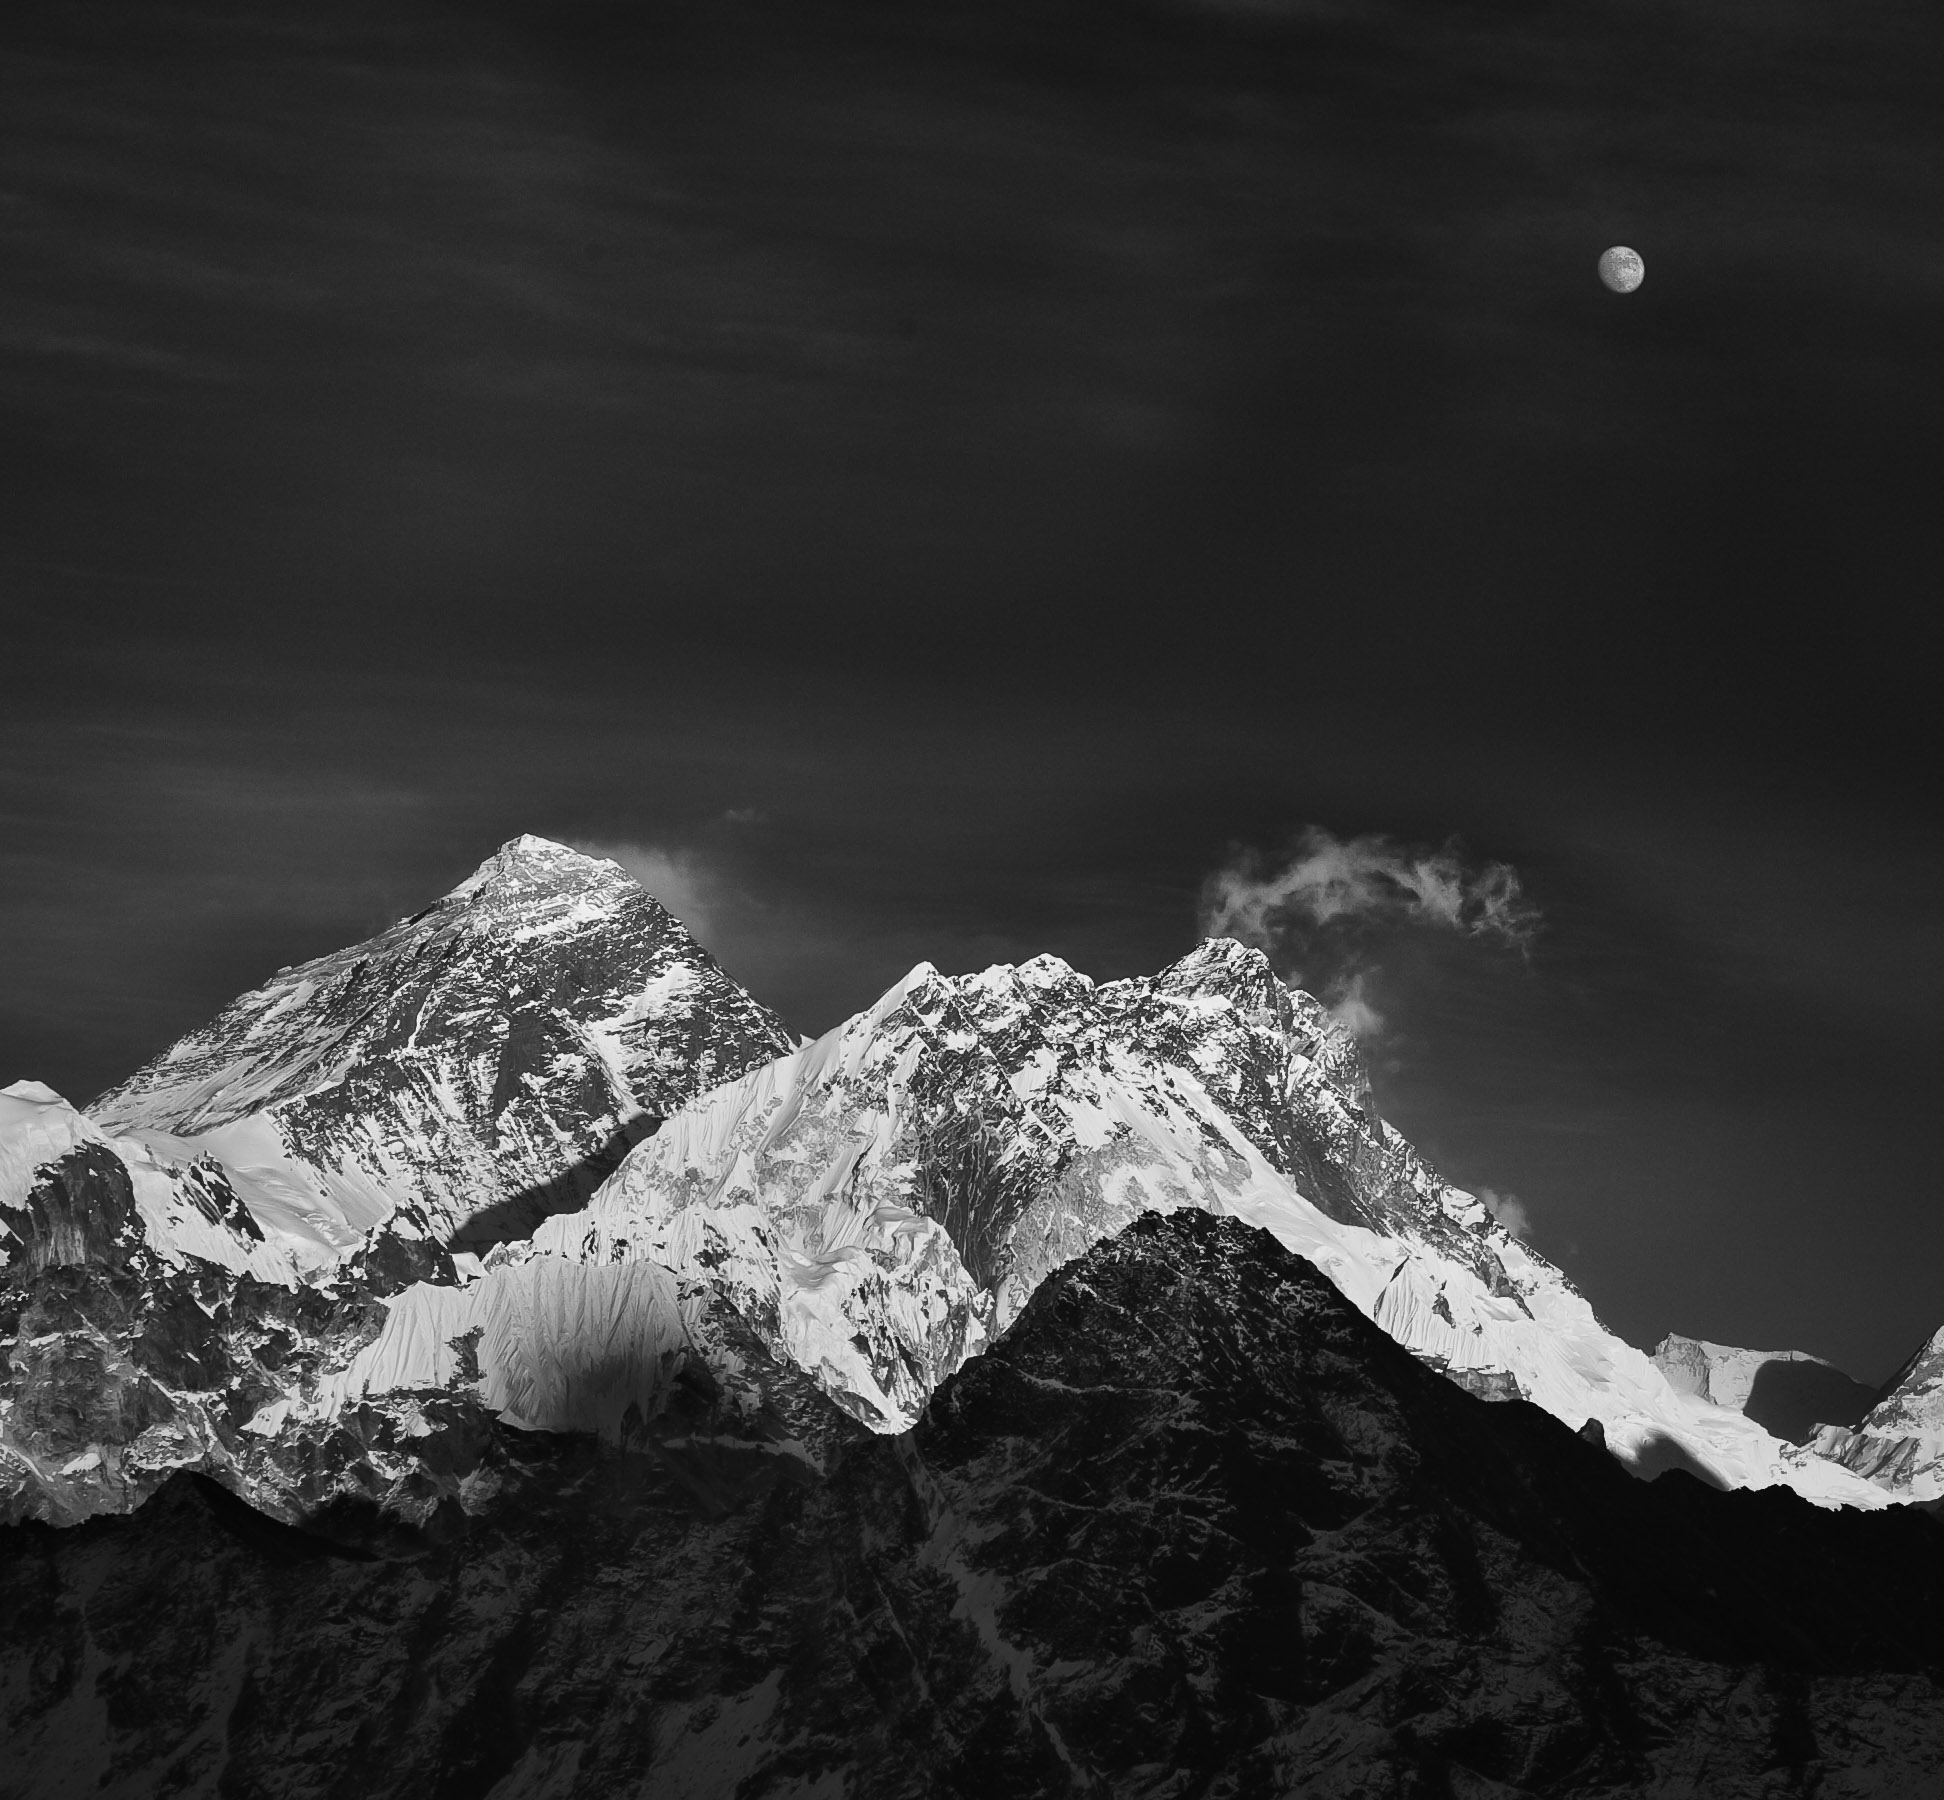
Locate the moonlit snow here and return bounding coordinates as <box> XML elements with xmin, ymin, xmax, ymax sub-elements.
<box><xmin>0</xmin><ymin>837</ymin><xmax>1900</xmax><ymax>1524</ymax></box>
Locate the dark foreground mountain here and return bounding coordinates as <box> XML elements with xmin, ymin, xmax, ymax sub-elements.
<box><xmin>6</xmin><ymin>1213</ymin><xmax>1942</xmax><ymax>1799</ymax></box>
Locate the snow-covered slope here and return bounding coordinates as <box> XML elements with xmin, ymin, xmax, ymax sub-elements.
<box><xmin>1652</xmin><ymin>1332</ymin><xmax>1878</xmax><ymax>1445</ymax></box>
<box><xmin>3</xmin><ymin>848</ymin><xmax>1893</xmax><ymax>1524</ymax></box>
<box><xmin>1812</xmin><ymin>1326</ymin><xmax>1944</xmax><ymax>1500</ymax></box>
<box><xmin>2</xmin><ymin>1081</ymin><xmax>295</xmax><ymax>1283</ymax></box>
<box><xmin>0</xmin><ymin>1074</ymin><xmax>807</xmax><ymax>1525</ymax></box>
<box><xmin>508</xmin><ymin>939</ymin><xmax>1885</xmax><ymax>1506</ymax></box>
<box><xmin>1</xmin><ymin>839</ymin><xmax>803</xmax><ymax>1525</ymax></box>
<box><xmin>89</xmin><ymin>835</ymin><xmax>796</xmax><ymax>1255</ymax></box>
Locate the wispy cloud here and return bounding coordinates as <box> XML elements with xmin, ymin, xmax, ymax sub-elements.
<box><xmin>1478</xmin><ymin>1186</ymin><xmax>1534</xmax><ymax>1243</ymax></box>
<box><xmin>1202</xmin><ymin>825</ymin><xmax>1539</xmax><ymax>953</ymax></box>
<box><xmin>572</xmin><ymin>841</ymin><xmax>719</xmax><ymax>946</ymax></box>
<box><xmin>1325</xmin><ymin>971</ymin><xmax>1386</xmax><ymax>1040</ymax></box>
<box><xmin>1199</xmin><ymin>825</ymin><xmax>1540</xmax><ymax>1031</ymax></box>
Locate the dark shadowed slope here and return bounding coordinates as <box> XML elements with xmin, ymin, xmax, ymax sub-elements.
<box><xmin>1654</xmin><ymin>1333</ymin><xmax>1883</xmax><ymax>1445</ymax></box>
<box><xmin>1744</xmin><ymin>1358</ymin><xmax>1883</xmax><ymax>1445</ymax></box>
<box><xmin>6</xmin><ymin>1212</ymin><xmax>1944</xmax><ymax>1797</ymax></box>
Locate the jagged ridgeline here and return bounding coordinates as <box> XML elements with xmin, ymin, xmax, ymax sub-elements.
<box><xmin>87</xmin><ymin>834</ymin><xmax>798</xmax><ymax>1253</ymax></box>
<box><xmin>0</xmin><ymin>836</ymin><xmax>1901</xmax><ymax>1534</ymax></box>
<box><xmin>8</xmin><ymin>1214</ymin><xmax>1944</xmax><ymax>1797</ymax></box>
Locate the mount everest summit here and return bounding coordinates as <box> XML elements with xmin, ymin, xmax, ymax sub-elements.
<box><xmin>0</xmin><ymin>834</ymin><xmax>1903</xmax><ymax>1525</ymax></box>
<box><xmin>88</xmin><ymin>834</ymin><xmax>796</xmax><ymax>1261</ymax></box>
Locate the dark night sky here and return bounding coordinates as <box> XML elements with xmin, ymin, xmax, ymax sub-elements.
<box><xmin>2</xmin><ymin>0</ymin><xmax>1940</xmax><ymax>1382</ymax></box>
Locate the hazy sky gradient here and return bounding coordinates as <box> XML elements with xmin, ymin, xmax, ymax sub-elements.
<box><xmin>3</xmin><ymin>0</ymin><xmax>1939</xmax><ymax>1380</ymax></box>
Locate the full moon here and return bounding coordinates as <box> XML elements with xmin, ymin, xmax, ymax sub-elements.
<box><xmin>1598</xmin><ymin>246</ymin><xmax>1645</xmax><ymax>293</ymax></box>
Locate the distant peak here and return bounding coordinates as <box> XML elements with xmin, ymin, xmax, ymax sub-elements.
<box><xmin>490</xmin><ymin>833</ymin><xmax>605</xmax><ymax>874</ymax></box>
<box><xmin>1014</xmin><ymin>952</ymin><xmax>1092</xmax><ymax>993</ymax></box>
<box><xmin>504</xmin><ymin>832</ymin><xmax>582</xmax><ymax>862</ymax></box>
<box><xmin>1156</xmin><ymin>937</ymin><xmax>1284</xmax><ymax>1003</ymax></box>
<box><xmin>445</xmin><ymin>836</ymin><xmax>631</xmax><ymax>906</ymax></box>
<box><xmin>963</xmin><ymin>954</ymin><xmax>1088</xmax><ymax>995</ymax></box>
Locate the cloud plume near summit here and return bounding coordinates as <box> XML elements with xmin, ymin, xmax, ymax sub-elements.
<box><xmin>573</xmin><ymin>842</ymin><xmax>719</xmax><ymax>946</ymax></box>
<box><xmin>1199</xmin><ymin>826</ymin><xmax>1540</xmax><ymax>1022</ymax></box>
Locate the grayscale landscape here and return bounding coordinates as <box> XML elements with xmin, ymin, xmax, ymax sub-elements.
<box><xmin>3</xmin><ymin>0</ymin><xmax>1941</xmax><ymax>1792</ymax></box>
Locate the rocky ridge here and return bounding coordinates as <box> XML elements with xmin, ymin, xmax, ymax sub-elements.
<box><xmin>5</xmin><ymin>1212</ymin><xmax>1943</xmax><ymax>1800</ymax></box>
<box><xmin>1813</xmin><ymin>1326</ymin><xmax>1944</xmax><ymax>1502</ymax></box>
<box><xmin>497</xmin><ymin>941</ymin><xmax>1880</xmax><ymax>1503</ymax></box>
<box><xmin>0</xmin><ymin>837</ymin><xmax>1892</xmax><ymax>1529</ymax></box>
<box><xmin>89</xmin><ymin>834</ymin><xmax>796</xmax><ymax>1256</ymax></box>
<box><xmin>0</xmin><ymin>839</ymin><xmax>797</xmax><ymax>1525</ymax></box>
<box><xmin>0</xmin><ymin>839</ymin><xmax>1881</xmax><ymax>1531</ymax></box>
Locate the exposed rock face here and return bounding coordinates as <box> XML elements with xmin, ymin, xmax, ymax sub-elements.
<box><xmin>89</xmin><ymin>834</ymin><xmax>796</xmax><ymax>1256</ymax></box>
<box><xmin>5</xmin><ymin>1214</ymin><xmax>1943</xmax><ymax>1800</ymax></box>
<box><xmin>1653</xmin><ymin>1333</ymin><xmax>1880</xmax><ymax>1444</ymax></box>
<box><xmin>509</xmin><ymin>942</ymin><xmax>1881</xmax><ymax>1502</ymax></box>
<box><xmin>0</xmin><ymin>1116</ymin><xmax>848</xmax><ymax>1530</ymax></box>
<box><xmin>6</xmin><ymin>873</ymin><xmax>1890</xmax><ymax>1527</ymax></box>
<box><xmin>5</xmin><ymin>1142</ymin><xmax>145</xmax><ymax>1276</ymax></box>
<box><xmin>1814</xmin><ymin>1325</ymin><xmax>1944</xmax><ymax>1502</ymax></box>
<box><xmin>0</xmin><ymin>840</ymin><xmax>797</xmax><ymax>1526</ymax></box>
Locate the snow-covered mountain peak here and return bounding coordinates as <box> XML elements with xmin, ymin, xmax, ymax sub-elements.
<box><xmin>1130</xmin><ymin>937</ymin><xmax>1374</xmax><ymax>1106</ymax></box>
<box><xmin>955</xmin><ymin>951</ymin><xmax>1097</xmax><ymax>1004</ymax></box>
<box><xmin>3</xmin><ymin>890</ymin><xmax>1898</xmax><ymax>1527</ymax></box>
<box><xmin>1812</xmin><ymin>1324</ymin><xmax>1944</xmax><ymax>1499</ymax></box>
<box><xmin>85</xmin><ymin>835</ymin><xmax>795</xmax><ymax>1255</ymax></box>
<box><xmin>1151</xmin><ymin>933</ymin><xmax>1284</xmax><ymax>1003</ymax></box>
<box><xmin>440</xmin><ymin>834</ymin><xmax>641</xmax><ymax>916</ymax></box>
<box><xmin>0</xmin><ymin>1079</ymin><xmax>99</xmax><ymax>1168</ymax></box>
<box><xmin>1014</xmin><ymin>950</ymin><xmax>1092</xmax><ymax>990</ymax></box>
<box><xmin>873</xmin><ymin>958</ymin><xmax>943</xmax><ymax>1012</ymax></box>
<box><xmin>1</xmin><ymin>1081</ymin><xmax>117</xmax><ymax>1254</ymax></box>
<box><xmin>2</xmin><ymin>837</ymin><xmax>812</xmax><ymax>1524</ymax></box>
<box><xmin>513</xmin><ymin>943</ymin><xmax>1885</xmax><ymax>1506</ymax></box>
<box><xmin>3</xmin><ymin>1078</ymin><xmax>298</xmax><ymax>1289</ymax></box>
